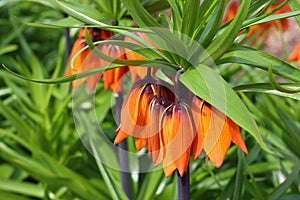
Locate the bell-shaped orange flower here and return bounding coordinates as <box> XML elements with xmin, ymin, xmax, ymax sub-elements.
<box><xmin>65</xmin><ymin>28</ymin><xmax>128</xmax><ymax>91</ymax></box>
<box><xmin>114</xmin><ymin>79</ymin><xmax>157</xmax><ymax>150</ymax></box>
<box><xmin>288</xmin><ymin>40</ymin><xmax>300</xmax><ymax>68</ymax></box>
<box><xmin>147</xmin><ymin>96</ymin><xmax>173</xmax><ymax>166</ymax></box>
<box><xmin>160</xmin><ymin>102</ymin><xmax>195</xmax><ymax>178</ymax></box>
<box><xmin>65</xmin><ymin>28</ymin><xmax>106</xmax><ymax>87</ymax></box>
<box><xmin>114</xmin><ymin>78</ymin><xmax>174</xmax><ymax>150</ymax></box>
<box><xmin>192</xmin><ymin>97</ymin><xmax>248</xmax><ymax>167</ymax></box>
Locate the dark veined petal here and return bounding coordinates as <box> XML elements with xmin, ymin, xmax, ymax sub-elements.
<box><xmin>148</xmin><ymin>96</ymin><xmax>166</xmax><ymax>166</ymax></box>
<box><xmin>161</xmin><ymin>102</ymin><xmax>194</xmax><ymax>177</ymax></box>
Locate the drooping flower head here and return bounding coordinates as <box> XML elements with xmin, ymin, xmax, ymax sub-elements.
<box><xmin>224</xmin><ymin>0</ymin><xmax>291</xmax><ymax>43</ymax></box>
<box><xmin>192</xmin><ymin>97</ymin><xmax>248</xmax><ymax>167</ymax></box>
<box><xmin>160</xmin><ymin>101</ymin><xmax>195</xmax><ymax>177</ymax></box>
<box><xmin>65</xmin><ymin>28</ymin><xmax>104</xmax><ymax>88</ymax></box>
<box><xmin>114</xmin><ymin>73</ymin><xmax>248</xmax><ymax>178</ymax></box>
<box><xmin>114</xmin><ymin>76</ymin><xmax>174</xmax><ymax>150</ymax></box>
<box><xmin>65</xmin><ymin>28</ymin><xmax>128</xmax><ymax>91</ymax></box>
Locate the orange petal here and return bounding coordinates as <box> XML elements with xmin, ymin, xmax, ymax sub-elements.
<box><xmin>82</xmin><ymin>47</ymin><xmax>103</xmax><ymax>90</ymax></box>
<box><xmin>163</xmin><ymin>162</ymin><xmax>176</xmax><ymax>178</ymax></box>
<box><xmin>202</xmin><ymin>104</ymin><xmax>231</xmax><ymax>168</ymax></box>
<box><xmin>288</xmin><ymin>41</ymin><xmax>300</xmax><ymax>62</ymax></box>
<box><xmin>160</xmin><ymin>106</ymin><xmax>177</xmax><ymax>171</ymax></box>
<box><xmin>161</xmin><ymin>103</ymin><xmax>193</xmax><ymax>176</ymax></box>
<box><xmin>114</xmin><ymin>127</ymin><xmax>130</xmax><ymax>144</ymax></box>
<box><xmin>191</xmin><ymin>97</ymin><xmax>204</xmax><ymax>160</ymax></box>
<box><xmin>173</xmin><ymin>104</ymin><xmax>193</xmax><ymax>176</ymax></box>
<box><xmin>223</xmin><ymin>1</ymin><xmax>239</xmax><ymax>24</ymax></box>
<box><xmin>118</xmin><ymin>81</ymin><xmax>157</xmax><ymax>150</ymax></box>
<box><xmin>148</xmin><ymin>99</ymin><xmax>165</xmax><ymax>165</ymax></box>
<box><xmin>227</xmin><ymin>117</ymin><xmax>248</xmax><ymax>154</ymax></box>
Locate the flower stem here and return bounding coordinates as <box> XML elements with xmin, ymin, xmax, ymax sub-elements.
<box><xmin>115</xmin><ymin>92</ymin><xmax>131</xmax><ymax>199</ymax></box>
<box><xmin>177</xmin><ymin>166</ymin><xmax>190</xmax><ymax>200</ymax></box>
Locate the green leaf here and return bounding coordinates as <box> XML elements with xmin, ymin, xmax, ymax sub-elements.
<box><xmin>204</xmin><ymin>0</ymin><xmax>251</xmax><ymax>61</ymax></box>
<box><xmin>0</xmin><ymin>133</ymin><xmax>109</xmax><ymax>199</ymax></box>
<box><xmin>90</xmin><ymin>140</ymin><xmax>128</xmax><ymax>200</ymax></box>
<box><xmin>245</xmin><ymin>11</ymin><xmax>300</xmax><ymax>27</ymax></box>
<box><xmin>48</xmin><ymin>0</ymin><xmax>108</xmax><ymax>26</ymax></box>
<box><xmin>181</xmin><ymin>0</ymin><xmax>202</xmax><ymax>37</ymax></box>
<box><xmin>0</xmin><ymin>45</ymin><xmax>18</xmax><ymax>56</ymax></box>
<box><xmin>289</xmin><ymin>0</ymin><xmax>300</xmax><ymax>25</ymax></box>
<box><xmin>0</xmin><ymin>100</ymin><xmax>33</xmax><ymax>139</ymax></box>
<box><xmin>0</xmin><ymin>179</ymin><xmax>44</xmax><ymax>198</ymax></box>
<box><xmin>0</xmin><ymin>190</ymin><xmax>32</xmax><ymax>200</ymax></box>
<box><xmin>234</xmin><ymin>83</ymin><xmax>300</xmax><ymax>101</ymax></box>
<box><xmin>180</xmin><ymin>66</ymin><xmax>270</xmax><ymax>152</ymax></box>
<box><xmin>198</xmin><ymin>1</ymin><xmax>226</xmax><ymax>47</ymax></box>
<box><xmin>143</xmin><ymin>0</ymin><xmax>170</xmax><ymax>14</ymax></box>
<box><xmin>267</xmin><ymin>161</ymin><xmax>300</xmax><ymax>200</ymax></box>
<box><xmin>217</xmin><ymin>46</ymin><xmax>300</xmax><ymax>82</ymax></box>
<box><xmin>136</xmin><ymin>170</ymin><xmax>164</xmax><ymax>200</ymax></box>
<box><xmin>25</xmin><ymin>16</ymin><xmax>84</xmax><ymax>28</ymax></box>
<box><xmin>120</xmin><ymin>0</ymin><xmax>161</xmax><ymax>27</ymax></box>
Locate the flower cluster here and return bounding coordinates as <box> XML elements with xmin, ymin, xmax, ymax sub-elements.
<box><xmin>225</xmin><ymin>0</ymin><xmax>291</xmax><ymax>43</ymax></box>
<box><xmin>65</xmin><ymin>28</ymin><xmax>151</xmax><ymax>91</ymax></box>
<box><xmin>114</xmin><ymin>75</ymin><xmax>248</xmax><ymax>177</ymax></box>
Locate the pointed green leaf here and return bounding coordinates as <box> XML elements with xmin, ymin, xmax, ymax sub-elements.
<box><xmin>289</xmin><ymin>0</ymin><xmax>300</xmax><ymax>25</ymax></box>
<box><xmin>234</xmin><ymin>83</ymin><xmax>300</xmax><ymax>101</ymax></box>
<box><xmin>217</xmin><ymin>46</ymin><xmax>300</xmax><ymax>82</ymax></box>
<box><xmin>204</xmin><ymin>0</ymin><xmax>250</xmax><ymax>61</ymax></box>
<box><xmin>120</xmin><ymin>0</ymin><xmax>161</xmax><ymax>27</ymax></box>
<box><xmin>246</xmin><ymin>11</ymin><xmax>300</xmax><ymax>27</ymax></box>
<box><xmin>49</xmin><ymin>0</ymin><xmax>108</xmax><ymax>26</ymax></box>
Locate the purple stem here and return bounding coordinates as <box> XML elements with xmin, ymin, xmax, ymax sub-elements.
<box><xmin>64</xmin><ymin>14</ymin><xmax>71</xmax><ymax>63</ymax></box>
<box><xmin>177</xmin><ymin>165</ymin><xmax>190</xmax><ymax>200</ymax></box>
<box><xmin>115</xmin><ymin>92</ymin><xmax>131</xmax><ymax>199</ymax></box>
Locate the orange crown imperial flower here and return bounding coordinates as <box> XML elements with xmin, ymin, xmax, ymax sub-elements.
<box><xmin>160</xmin><ymin>101</ymin><xmax>195</xmax><ymax>177</ymax></box>
<box><xmin>224</xmin><ymin>0</ymin><xmax>291</xmax><ymax>41</ymax></box>
<box><xmin>114</xmin><ymin>77</ymin><xmax>174</xmax><ymax>150</ymax></box>
<box><xmin>114</xmin><ymin>75</ymin><xmax>248</xmax><ymax>178</ymax></box>
<box><xmin>65</xmin><ymin>28</ymin><xmax>128</xmax><ymax>91</ymax></box>
<box><xmin>192</xmin><ymin>97</ymin><xmax>248</xmax><ymax>167</ymax></box>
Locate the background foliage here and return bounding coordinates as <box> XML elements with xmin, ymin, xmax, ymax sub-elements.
<box><xmin>0</xmin><ymin>0</ymin><xmax>299</xmax><ymax>199</ymax></box>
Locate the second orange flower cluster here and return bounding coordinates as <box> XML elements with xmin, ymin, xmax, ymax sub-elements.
<box><xmin>114</xmin><ymin>76</ymin><xmax>248</xmax><ymax>177</ymax></box>
<box><xmin>65</xmin><ymin>28</ymin><xmax>151</xmax><ymax>91</ymax></box>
